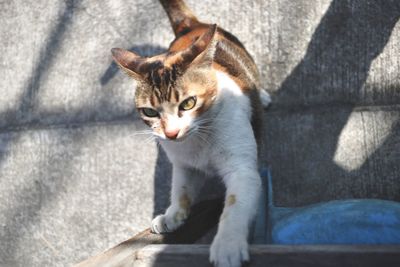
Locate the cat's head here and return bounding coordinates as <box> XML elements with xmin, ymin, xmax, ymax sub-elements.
<box><xmin>112</xmin><ymin>25</ymin><xmax>218</xmax><ymax>141</ymax></box>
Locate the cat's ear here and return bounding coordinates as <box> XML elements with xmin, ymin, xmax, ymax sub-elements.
<box><xmin>179</xmin><ymin>24</ymin><xmax>218</xmax><ymax>70</ymax></box>
<box><xmin>111</xmin><ymin>48</ymin><xmax>148</xmax><ymax>80</ymax></box>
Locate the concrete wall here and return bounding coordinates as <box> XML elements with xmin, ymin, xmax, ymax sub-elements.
<box><xmin>0</xmin><ymin>0</ymin><xmax>399</xmax><ymax>266</ymax></box>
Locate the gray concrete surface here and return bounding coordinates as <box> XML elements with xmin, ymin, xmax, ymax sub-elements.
<box><xmin>0</xmin><ymin>0</ymin><xmax>399</xmax><ymax>266</ymax></box>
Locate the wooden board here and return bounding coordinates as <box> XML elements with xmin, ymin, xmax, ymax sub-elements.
<box><xmin>134</xmin><ymin>244</ymin><xmax>400</xmax><ymax>267</ymax></box>
<box><xmin>74</xmin><ymin>198</ymin><xmax>223</xmax><ymax>267</ymax></box>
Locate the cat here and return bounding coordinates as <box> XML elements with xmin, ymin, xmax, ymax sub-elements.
<box><xmin>111</xmin><ymin>0</ymin><xmax>271</xmax><ymax>266</ymax></box>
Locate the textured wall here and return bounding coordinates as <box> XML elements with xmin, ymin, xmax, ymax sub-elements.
<box><xmin>263</xmin><ymin>0</ymin><xmax>400</xmax><ymax>206</ymax></box>
<box><xmin>0</xmin><ymin>0</ymin><xmax>399</xmax><ymax>266</ymax></box>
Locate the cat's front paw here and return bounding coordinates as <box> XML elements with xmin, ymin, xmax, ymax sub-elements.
<box><xmin>151</xmin><ymin>210</ymin><xmax>187</xmax><ymax>234</ymax></box>
<box><xmin>210</xmin><ymin>232</ymin><xmax>249</xmax><ymax>267</ymax></box>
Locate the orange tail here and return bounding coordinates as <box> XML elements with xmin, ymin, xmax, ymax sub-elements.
<box><xmin>159</xmin><ymin>0</ymin><xmax>201</xmax><ymax>36</ymax></box>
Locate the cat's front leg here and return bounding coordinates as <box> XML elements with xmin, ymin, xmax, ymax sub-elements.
<box><xmin>210</xmin><ymin>167</ymin><xmax>261</xmax><ymax>267</ymax></box>
<box><xmin>151</xmin><ymin>165</ymin><xmax>204</xmax><ymax>234</ymax></box>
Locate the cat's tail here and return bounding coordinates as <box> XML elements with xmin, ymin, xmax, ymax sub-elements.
<box><xmin>159</xmin><ymin>0</ymin><xmax>201</xmax><ymax>36</ymax></box>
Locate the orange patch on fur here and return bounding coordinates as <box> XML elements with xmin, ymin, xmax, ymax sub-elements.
<box><xmin>169</xmin><ymin>26</ymin><xmax>210</xmax><ymax>52</ymax></box>
<box><xmin>174</xmin><ymin>211</ymin><xmax>187</xmax><ymax>223</ymax></box>
<box><xmin>179</xmin><ymin>193</ymin><xmax>191</xmax><ymax>211</ymax></box>
<box><xmin>227</xmin><ymin>194</ymin><xmax>236</xmax><ymax>206</ymax></box>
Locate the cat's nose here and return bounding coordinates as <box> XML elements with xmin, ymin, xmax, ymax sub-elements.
<box><xmin>165</xmin><ymin>129</ymin><xmax>180</xmax><ymax>140</ymax></box>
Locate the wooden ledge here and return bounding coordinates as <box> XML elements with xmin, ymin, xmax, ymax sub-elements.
<box><xmin>134</xmin><ymin>244</ymin><xmax>400</xmax><ymax>267</ymax></box>
<box><xmin>75</xmin><ymin>198</ymin><xmax>223</xmax><ymax>267</ymax></box>
<box><xmin>75</xmin><ymin>197</ymin><xmax>400</xmax><ymax>267</ymax></box>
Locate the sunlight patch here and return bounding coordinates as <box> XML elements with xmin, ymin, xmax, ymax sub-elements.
<box><xmin>334</xmin><ymin>109</ymin><xmax>398</xmax><ymax>171</ymax></box>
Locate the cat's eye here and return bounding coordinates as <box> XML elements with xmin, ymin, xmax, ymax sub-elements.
<box><xmin>141</xmin><ymin>108</ymin><xmax>159</xmax><ymax>117</ymax></box>
<box><xmin>179</xmin><ymin>96</ymin><xmax>197</xmax><ymax>111</ymax></box>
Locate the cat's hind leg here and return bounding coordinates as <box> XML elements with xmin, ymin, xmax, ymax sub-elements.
<box><xmin>151</xmin><ymin>165</ymin><xmax>204</xmax><ymax>234</ymax></box>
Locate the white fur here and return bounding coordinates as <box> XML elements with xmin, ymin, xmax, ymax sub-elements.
<box><xmin>153</xmin><ymin>71</ymin><xmax>261</xmax><ymax>267</ymax></box>
<box><xmin>259</xmin><ymin>89</ymin><xmax>272</xmax><ymax>108</ymax></box>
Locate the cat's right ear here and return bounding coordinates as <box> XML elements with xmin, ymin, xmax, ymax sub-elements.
<box><xmin>178</xmin><ymin>24</ymin><xmax>218</xmax><ymax>70</ymax></box>
<box><xmin>111</xmin><ymin>48</ymin><xmax>147</xmax><ymax>81</ymax></box>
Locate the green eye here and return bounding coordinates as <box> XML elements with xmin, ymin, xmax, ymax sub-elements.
<box><xmin>179</xmin><ymin>96</ymin><xmax>197</xmax><ymax>111</ymax></box>
<box><xmin>141</xmin><ymin>108</ymin><xmax>159</xmax><ymax>117</ymax></box>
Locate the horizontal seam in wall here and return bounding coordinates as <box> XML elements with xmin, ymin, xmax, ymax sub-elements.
<box><xmin>265</xmin><ymin>103</ymin><xmax>400</xmax><ymax>115</ymax></box>
<box><xmin>0</xmin><ymin>103</ymin><xmax>399</xmax><ymax>134</ymax></box>
<box><xmin>0</xmin><ymin>117</ymin><xmax>144</xmax><ymax>135</ymax></box>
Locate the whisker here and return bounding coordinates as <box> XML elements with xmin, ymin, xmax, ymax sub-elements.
<box><xmin>131</xmin><ymin>130</ymin><xmax>154</xmax><ymax>136</ymax></box>
<box><xmin>196</xmin><ymin>126</ymin><xmax>230</xmax><ymax>139</ymax></box>
<box><xmin>143</xmin><ymin>135</ymin><xmax>157</xmax><ymax>145</ymax></box>
<box><xmin>195</xmin><ymin>131</ymin><xmax>212</xmax><ymax>147</ymax></box>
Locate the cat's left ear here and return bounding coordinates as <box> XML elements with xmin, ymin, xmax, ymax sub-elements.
<box><xmin>179</xmin><ymin>24</ymin><xmax>218</xmax><ymax>70</ymax></box>
<box><xmin>111</xmin><ymin>48</ymin><xmax>148</xmax><ymax>81</ymax></box>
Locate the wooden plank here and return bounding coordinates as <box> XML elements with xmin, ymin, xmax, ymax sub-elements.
<box><xmin>74</xmin><ymin>198</ymin><xmax>223</xmax><ymax>267</ymax></box>
<box><xmin>134</xmin><ymin>244</ymin><xmax>400</xmax><ymax>267</ymax></box>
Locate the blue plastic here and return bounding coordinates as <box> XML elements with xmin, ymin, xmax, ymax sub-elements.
<box><xmin>271</xmin><ymin>199</ymin><xmax>400</xmax><ymax>244</ymax></box>
<box><xmin>259</xmin><ymin>168</ymin><xmax>400</xmax><ymax>244</ymax></box>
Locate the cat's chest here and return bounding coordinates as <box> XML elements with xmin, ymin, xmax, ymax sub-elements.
<box><xmin>159</xmin><ymin>71</ymin><xmax>254</xmax><ymax>171</ymax></box>
<box><xmin>160</xmin><ymin>137</ymin><xmax>215</xmax><ymax>168</ymax></box>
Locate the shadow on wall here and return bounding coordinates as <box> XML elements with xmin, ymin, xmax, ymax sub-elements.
<box><xmin>0</xmin><ymin>0</ymin><xmax>76</xmax><ymax>150</ymax></box>
<box><xmin>0</xmin><ymin>0</ymin><xmax>85</xmax><ymax>264</ymax></box>
<box><xmin>270</xmin><ymin>0</ymin><xmax>400</xmax><ymax>206</ymax></box>
<box><xmin>0</xmin><ymin>1</ymin><xmax>164</xmax><ymax>265</ymax></box>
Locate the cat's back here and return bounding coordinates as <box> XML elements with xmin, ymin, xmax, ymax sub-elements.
<box><xmin>168</xmin><ymin>24</ymin><xmax>260</xmax><ymax>93</ymax></box>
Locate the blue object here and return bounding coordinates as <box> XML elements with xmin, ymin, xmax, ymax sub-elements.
<box><xmin>258</xmin><ymin>168</ymin><xmax>400</xmax><ymax>244</ymax></box>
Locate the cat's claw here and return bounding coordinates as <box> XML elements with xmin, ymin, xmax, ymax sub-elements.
<box><xmin>151</xmin><ymin>215</ymin><xmax>169</xmax><ymax>234</ymax></box>
<box><xmin>151</xmin><ymin>214</ymin><xmax>171</xmax><ymax>234</ymax></box>
<box><xmin>210</xmin><ymin>233</ymin><xmax>249</xmax><ymax>267</ymax></box>
<box><xmin>151</xmin><ymin>211</ymin><xmax>186</xmax><ymax>234</ymax></box>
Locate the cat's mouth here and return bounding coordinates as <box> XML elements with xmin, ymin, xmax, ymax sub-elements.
<box><xmin>163</xmin><ymin>126</ymin><xmax>194</xmax><ymax>142</ymax></box>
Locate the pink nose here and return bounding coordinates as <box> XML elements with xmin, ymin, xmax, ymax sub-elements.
<box><xmin>164</xmin><ymin>129</ymin><xmax>180</xmax><ymax>140</ymax></box>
